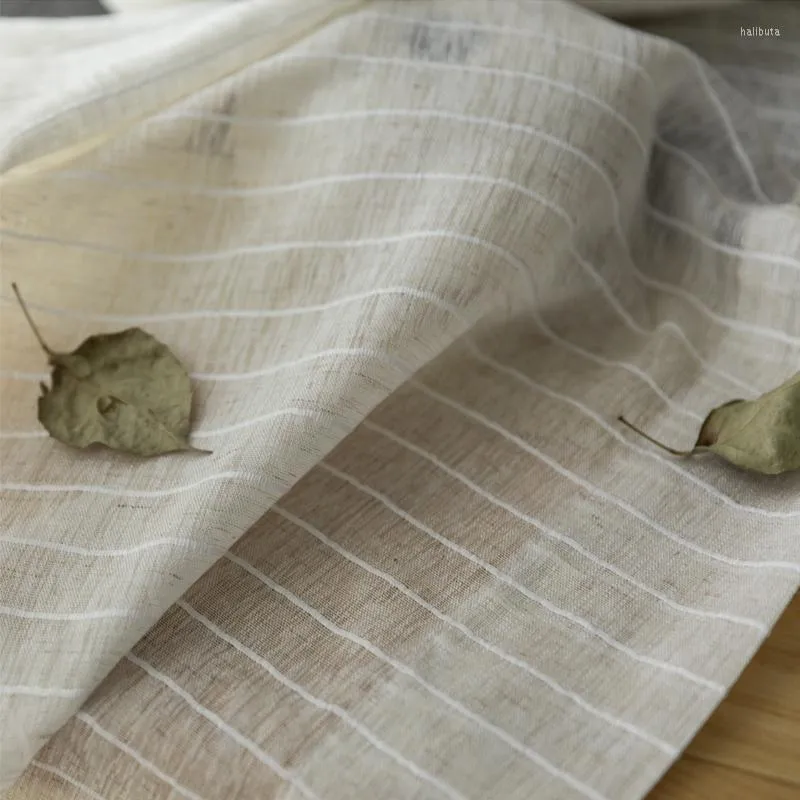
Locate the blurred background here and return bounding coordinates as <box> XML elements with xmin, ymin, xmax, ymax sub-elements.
<box><xmin>1</xmin><ymin>0</ymin><xmax>108</xmax><ymax>14</ymax></box>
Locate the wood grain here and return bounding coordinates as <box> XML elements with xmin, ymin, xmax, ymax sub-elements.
<box><xmin>649</xmin><ymin>590</ymin><xmax>800</xmax><ymax>799</ymax></box>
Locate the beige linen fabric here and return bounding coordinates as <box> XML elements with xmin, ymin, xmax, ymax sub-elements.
<box><xmin>1</xmin><ymin>1</ymin><xmax>799</xmax><ymax>798</ymax></box>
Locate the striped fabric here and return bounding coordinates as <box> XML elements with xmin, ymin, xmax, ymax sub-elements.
<box><xmin>0</xmin><ymin>1</ymin><xmax>798</xmax><ymax>798</ymax></box>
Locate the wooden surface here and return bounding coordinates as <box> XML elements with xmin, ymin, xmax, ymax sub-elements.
<box><xmin>649</xmin><ymin>590</ymin><xmax>800</xmax><ymax>800</ymax></box>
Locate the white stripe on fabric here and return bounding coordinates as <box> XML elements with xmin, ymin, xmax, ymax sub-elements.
<box><xmin>31</xmin><ymin>761</ymin><xmax>108</xmax><ymax>800</ymax></box>
<box><xmin>0</xmin><ymin>686</ymin><xmax>83</xmax><ymax>698</ymax></box>
<box><xmin>317</xmin><ymin>462</ymin><xmax>727</xmax><ymax>689</ymax></box>
<box><xmin>176</xmin><ymin>601</ymin><xmax>467</xmax><ymax>800</ymax></box>
<box><xmin>463</xmin><ymin>345</ymin><xmax>797</xmax><ymax>519</ymax></box>
<box><xmin>359</xmin><ymin>420</ymin><xmax>772</xmax><ymax>624</ymax></box>
<box><xmin>276</xmin><ymin>51</ymin><xmax>648</xmax><ymax>154</ymax></box>
<box><xmin>124</xmin><ymin>654</ymin><xmax>327</xmax><ymax>800</ymax></box>
<box><xmin>409</xmin><ymin>381</ymin><xmax>800</xmax><ymax>573</ymax></box>
<box><xmin>0</xmin><ymin>536</ymin><xmax>201</xmax><ymax>557</ymax></box>
<box><xmin>223</xmin><ymin>551</ymin><xmax>611</xmax><ymax>800</ymax></box>
<box><xmin>271</xmin><ymin>504</ymin><xmax>680</xmax><ymax>753</ymax></box>
<box><xmin>0</xmin><ymin>605</ymin><xmax>130</xmax><ymax>622</ymax></box>
<box><xmin>75</xmin><ymin>712</ymin><xmax>204</xmax><ymax>800</ymax></box>
<box><xmin>36</xmin><ymin>167</ymin><xmax>775</xmax><ymax>391</ymax></box>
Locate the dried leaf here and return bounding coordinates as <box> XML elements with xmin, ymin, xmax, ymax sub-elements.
<box><xmin>619</xmin><ymin>371</ymin><xmax>800</xmax><ymax>475</ymax></box>
<box><xmin>12</xmin><ymin>284</ymin><xmax>210</xmax><ymax>458</ymax></box>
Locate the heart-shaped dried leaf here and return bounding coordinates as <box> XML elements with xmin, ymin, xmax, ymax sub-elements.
<box><xmin>619</xmin><ymin>371</ymin><xmax>800</xmax><ymax>475</ymax></box>
<box><xmin>13</xmin><ymin>284</ymin><xmax>210</xmax><ymax>458</ymax></box>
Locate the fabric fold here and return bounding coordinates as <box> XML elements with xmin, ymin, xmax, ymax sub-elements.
<box><xmin>1</xmin><ymin>1</ymin><xmax>798</xmax><ymax>798</ymax></box>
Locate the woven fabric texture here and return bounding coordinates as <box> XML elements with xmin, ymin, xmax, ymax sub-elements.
<box><xmin>1</xmin><ymin>2</ymin><xmax>798</xmax><ymax>798</ymax></box>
